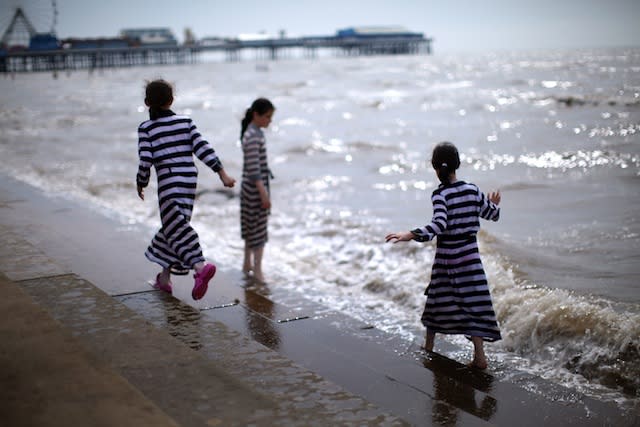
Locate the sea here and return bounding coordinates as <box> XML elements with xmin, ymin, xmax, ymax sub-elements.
<box><xmin>1</xmin><ymin>47</ymin><xmax>639</xmax><ymax>414</ymax></box>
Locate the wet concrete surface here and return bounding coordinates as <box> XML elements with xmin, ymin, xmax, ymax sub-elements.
<box><xmin>0</xmin><ymin>174</ymin><xmax>634</xmax><ymax>426</ymax></box>
<box><xmin>17</xmin><ymin>272</ymin><xmax>399</xmax><ymax>426</ymax></box>
<box><xmin>0</xmin><ymin>273</ymin><xmax>181</xmax><ymax>427</ymax></box>
<box><xmin>119</xmin><ymin>279</ymin><xmax>627</xmax><ymax>426</ymax></box>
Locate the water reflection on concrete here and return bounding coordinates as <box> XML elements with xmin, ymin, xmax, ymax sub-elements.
<box><xmin>115</xmin><ymin>288</ymin><xmax>401</xmax><ymax>425</ymax></box>
<box><xmin>422</xmin><ymin>351</ymin><xmax>497</xmax><ymax>426</ymax></box>
<box><xmin>116</xmin><ymin>278</ymin><xmax>285</xmax><ymax>352</ymax></box>
<box><xmin>116</xmin><ymin>291</ymin><xmax>205</xmax><ymax>351</ymax></box>
<box><xmin>165</xmin><ymin>299</ymin><xmax>204</xmax><ymax>351</ymax></box>
<box><xmin>243</xmin><ymin>277</ymin><xmax>281</xmax><ymax>350</ymax></box>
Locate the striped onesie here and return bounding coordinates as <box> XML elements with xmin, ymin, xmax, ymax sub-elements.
<box><xmin>241</xmin><ymin>122</ymin><xmax>270</xmax><ymax>248</ymax></box>
<box><xmin>411</xmin><ymin>180</ymin><xmax>502</xmax><ymax>342</ymax></box>
<box><xmin>136</xmin><ymin>109</ymin><xmax>222</xmax><ymax>272</ymax></box>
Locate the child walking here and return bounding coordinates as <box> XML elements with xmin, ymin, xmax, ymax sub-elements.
<box><xmin>240</xmin><ymin>98</ymin><xmax>275</xmax><ymax>283</ymax></box>
<box><xmin>385</xmin><ymin>142</ymin><xmax>502</xmax><ymax>369</ymax></box>
<box><xmin>136</xmin><ymin>79</ymin><xmax>236</xmax><ymax>300</ymax></box>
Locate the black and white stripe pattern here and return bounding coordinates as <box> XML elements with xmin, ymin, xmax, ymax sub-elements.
<box><xmin>137</xmin><ymin>110</ymin><xmax>222</xmax><ymax>270</ymax></box>
<box><xmin>411</xmin><ymin>180</ymin><xmax>501</xmax><ymax>341</ymax></box>
<box><xmin>240</xmin><ymin>123</ymin><xmax>270</xmax><ymax>248</ymax></box>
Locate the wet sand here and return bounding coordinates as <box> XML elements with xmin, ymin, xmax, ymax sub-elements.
<box><xmin>0</xmin><ymin>174</ymin><xmax>632</xmax><ymax>426</ymax></box>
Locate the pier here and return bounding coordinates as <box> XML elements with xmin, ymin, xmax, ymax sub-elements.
<box><xmin>0</xmin><ymin>33</ymin><xmax>432</xmax><ymax>74</ymax></box>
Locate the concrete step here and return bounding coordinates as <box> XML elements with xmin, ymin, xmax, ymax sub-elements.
<box><xmin>0</xmin><ymin>273</ymin><xmax>180</xmax><ymax>427</ymax></box>
<box><xmin>14</xmin><ymin>271</ymin><xmax>401</xmax><ymax>426</ymax></box>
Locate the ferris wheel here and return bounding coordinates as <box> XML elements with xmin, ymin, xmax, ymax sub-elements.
<box><xmin>0</xmin><ymin>0</ymin><xmax>58</xmax><ymax>47</ymax></box>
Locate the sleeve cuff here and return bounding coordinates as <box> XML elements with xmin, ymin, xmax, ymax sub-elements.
<box><xmin>410</xmin><ymin>229</ymin><xmax>427</xmax><ymax>242</ymax></box>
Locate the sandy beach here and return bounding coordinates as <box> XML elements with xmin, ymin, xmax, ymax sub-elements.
<box><xmin>0</xmin><ymin>172</ymin><xmax>634</xmax><ymax>426</ymax></box>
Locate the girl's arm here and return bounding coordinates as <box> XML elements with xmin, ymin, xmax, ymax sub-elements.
<box><xmin>385</xmin><ymin>231</ymin><xmax>414</xmax><ymax>243</ymax></box>
<box><xmin>410</xmin><ymin>193</ymin><xmax>448</xmax><ymax>241</ymax></box>
<box><xmin>256</xmin><ymin>180</ymin><xmax>271</xmax><ymax>209</ymax></box>
<box><xmin>386</xmin><ymin>193</ymin><xmax>448</xmax><ymax>243</ymax></box>
<box><xmin>479</xmin><ymin>189</ymin><xmax>501</xmax><ymax>221</ymax></box>
<box><xmin>136</xmin><ymin>127</ymin><xmax>152</xmax><ymax>201</ymax></box>
<box><xmin>189</xmin><ymin>120</ymin><xmax>223</xmax><ymax>172</ymax></box>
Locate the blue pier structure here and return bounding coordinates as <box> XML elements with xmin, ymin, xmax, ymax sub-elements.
<box><xmin>0</xmin><ymin>26</ymin><xmax>432</xmax><ymax>74</ymax></box>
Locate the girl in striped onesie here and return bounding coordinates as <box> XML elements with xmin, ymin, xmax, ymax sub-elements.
<box><xmin>136</xmin><ymin>80</ymin><xmax>236</xmax><ymax>300</ymax></box>
<box><xmin>240</xmin><ymin>98</ymin><xmax>275</xmax><ymax>283</ymax></box>
<box><xmin>386</xmin><ymin>142</ymin><xmax>501</xmax><ymax>369</ymax></box>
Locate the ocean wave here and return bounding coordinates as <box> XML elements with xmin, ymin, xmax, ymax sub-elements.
<box><xmin>428</xmin><ymin>80</ymin><xmax>474</xmax><ymax>91</ymax></box>
<box><xmin>271</xmin><ymin>209</ymin><xmax>640</xmax><ymax>403</ymax></box>
<box><xmin>528</xmin><ymin>94</ymin><xmax>640</xmax><ymax>109</ymax></box>
<box><xmin>372</xmin><ymin>179</ymin><xmax>434</xmax><ymax>192</ymax></box>
<box><xmin>586</xmin><ymin>122</ymin><xmax>640</xmax><ymax>139</ymax></box>
<box><xmin>291</xmin><ymin>175</ymin><xmax>351</xmax><ymax>192</ymax></box>
<box><xmin>492</xmin><ymin>270</ymin><xmax>640</xmax><ymax>399</ymax></box>
<box><xmin>279</xmin><ymin>117</ymin><xmax>312</xmax><ymax>127</ymax></box>
<box><xmin>284</xmin><ymin>139</ymin><xmax>346</xmax><ymax>155</ymax></box>
<box><xmin>499</xmin><ymin>182</ymin><xmax>550</xmax><ymax>191</ymax></box>
<box><xmin>86</xmin><ymin>180</ymin><xmax>132</xmax><ymax>197</ymax></box>
<box><xmin>518</xmin><ymin>149</ymin><xmax>639</xmax><ymax>170</ymax></box>
<box><xmin>285</xmin><ymin>139</ymin><xmax>397</xmax><ymax>156</ymax></box>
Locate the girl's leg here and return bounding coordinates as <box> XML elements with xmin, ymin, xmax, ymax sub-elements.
<box><xmin>424</xmin><ymin>330</ymin><xmax>436</xmax><ymax>352</ymax></box>
<box><xmin>193</xmin><ymin>262</ymin><xmax>204</xmax><ymax>274</ymax></box>
<box><xmin>243</xmin><ymin>243</ymin><xmax>253</xmax><ymax>274</ymax></box>
<box><xmin>158</xmin><ymin>266</ymin><xmax>171</xmax><ymax>285</ymax></box>
<box><xmin>253</xmin><ymin>245</ymin><xmax>265</xmax><ymax>282</ymax></box>
<box><xmin>157</xmin><ymin>199</ymin><xmax>206</xmax><ymax>274</ymax></box>
<box><xmin>153</xmin><ymin>266</ymin><xmax>173</xmax><ymax>294</ymax></box>
<box><xmin>470</xmin><ymin>336</ymin><xmax>488</xmax><ymax>369</ymax></box>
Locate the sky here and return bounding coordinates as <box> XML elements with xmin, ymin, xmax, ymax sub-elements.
<box><xmin>3</xmin><ymin>0</ymin><xmax>640</xmax><ymax>53</ymax></box>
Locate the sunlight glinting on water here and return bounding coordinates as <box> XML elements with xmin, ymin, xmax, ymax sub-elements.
<box><xmin>518</xmin><ymin>150</ymin><xmax>639</xmax><ymax>170</ymax></box>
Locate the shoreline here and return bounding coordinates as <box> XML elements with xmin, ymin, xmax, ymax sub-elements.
<box><xmin>0</xmin><ymin>173</ymin><xmax>634</xmax><ymax>426</ymax></box>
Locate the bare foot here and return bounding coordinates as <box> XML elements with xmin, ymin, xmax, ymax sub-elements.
<box><xmin>419</xmin><ymin>345</ymin><xmax>433</xmax><ymax>354</ymax></box>
<box><xmin>469</xmin><ymin>336</ymin><xmax>487</xmax><ymax>370</ymax></box>
<box><xmin>467</xmin><ymin>359</ymin><xmax>488</xmax><ymax>370</ymax></box>
<box><xmin>253</xmin><ymin>270</ymin><xmax>265</xmax><ymax>283</ymax></box>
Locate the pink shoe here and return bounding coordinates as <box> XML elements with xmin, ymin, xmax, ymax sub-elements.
<box><xmin>192</xmin><ymin>263</ymin><xmax>216</xmax><ymax>300</ymax></box>
<box><xmin>153</xmin><ymin>274</ymin><xmax>173</xmax><ymax>294</ymax></box>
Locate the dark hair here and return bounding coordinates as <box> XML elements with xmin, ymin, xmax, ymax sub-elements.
<box><xmin>145</xmin><ymin>79</ymin><xmax>174</xmax><ymax>116</ymax></box>
<box><xmin>431</xmin><ymin>141</ymin><xmax>460</xmax><ymax>184</ymax></box>
<box><xmin>241</xmin><ymin>97</ymin><xmax>275</xmax><ymax>139</ymax></box>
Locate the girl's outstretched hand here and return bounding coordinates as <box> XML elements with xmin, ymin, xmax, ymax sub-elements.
<box><xmin>385</xmin><ymin>231</ymin><xmax>414</xmax><ymax>243</ymax></box>
<box><xmin>488</xmin><ymin>190</ymin><xmax>501</xmax><ymax>205</ymax></box>
<box><xmin>218</xmin><ymin>169</ymin><xmax>236</xmax><ymax>188</ymax></box>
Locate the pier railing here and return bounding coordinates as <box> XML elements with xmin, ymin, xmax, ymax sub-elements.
<box><xmin>0</xmin><ymin>35</ymin><xmax>432</xmax><ymax>73</ymax></box>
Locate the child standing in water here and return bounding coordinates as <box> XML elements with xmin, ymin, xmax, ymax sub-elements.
<box><xmin>136</xmin><ymin>79</ymin><xmax>236</xmax><ymax>300</ymax></box>
<box><xmin>385</xmin><ymin>142</ymin><xmax>502</xmax><ymax>369</ymax></box>
<box><xmin>240</xmin><ymin>98</ymin><xmax>275</xmax><ymax>283</ymax></box>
